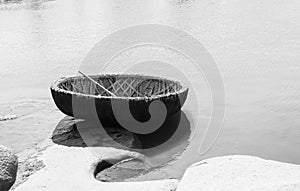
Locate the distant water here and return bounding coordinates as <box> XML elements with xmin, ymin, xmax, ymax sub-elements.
<box><xmin>0</xmin><ymin>0</ymin><xmax>299</xmax><ymax>180</ymax></box>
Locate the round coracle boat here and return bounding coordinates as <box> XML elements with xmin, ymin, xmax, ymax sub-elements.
<box><xmin>50</xmin><ymin>74</ymin><xmax>188</xmax><ymax>126</ymax></box>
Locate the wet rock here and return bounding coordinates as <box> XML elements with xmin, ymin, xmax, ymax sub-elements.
<box><xmin>0</xmin><ymin>145</ymin><xmax>18</xmax><ymax>191</ymax></box>
<box><xmin>95</xmin><ymin>158</ymin><xmax>151</xmax><ymax>182</ymax></box>
<box><xmin>21</xmin><ymin>159</ymin><xmax>45</xmax><ymax>179</ymax></box>
<box><xmin>0</xmin><ymin>114</ymin><xmax>17</xmax><ymax>121</ymax></box>
<box><xmin>52</xmin><ymin>117</ymin><xmax>141</xmax><ymax>149</ymax></box>
<box><xmin>51</xmin><ymin>117</ymin><xmax>86</xmax><ymax>147</ymax></box>
<box><xmin>102</xmin><ymin>127</ymin><xmax>142</xmax><ymax>149</ymax></box>
<box><xmin>177</xmin><ymin>155</ymin><xmax>300</xmax><ymax>191</ymax></box>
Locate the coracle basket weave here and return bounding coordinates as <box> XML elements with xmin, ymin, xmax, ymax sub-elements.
<box><xmin>50</xmin><ymin>74</ymin><xmax>188</xmax><ymax>126</ymax></box>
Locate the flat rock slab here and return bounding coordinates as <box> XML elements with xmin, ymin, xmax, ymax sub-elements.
<box><xmin>176</xmin><ymin>155</ymin><xmax>300</xmax><ymax>191</ymax></box>
<box><xmin>14</xmin><ymin>144</ymin><xmax>178</xmax><ymax>191</ymax></box>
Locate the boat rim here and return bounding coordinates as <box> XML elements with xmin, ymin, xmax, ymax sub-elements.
<box><xmin>50</xmin><ymin>73</ymin><xmax>189</xmax><ymax>101</ymax></box>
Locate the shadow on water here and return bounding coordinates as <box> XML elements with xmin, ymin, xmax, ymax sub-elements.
<box><xmin>52</xmin><ymin>111</ymin><xmax>191</xmax><ymax>156</ymax></box>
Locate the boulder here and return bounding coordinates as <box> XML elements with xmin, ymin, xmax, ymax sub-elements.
<box><xmin>14</xmin><ymin>144</ymin><xmax>178</xmax><ymax>191</ymax></box>
<box><xmin>0</xmin><ymin>145</ymin><xmax>18</xmax><ymax>191</ymax></box>
<box><xmin>177</xmin><ymin>155</ymin><xmax>300</xmax><ymax>191</ymax></box>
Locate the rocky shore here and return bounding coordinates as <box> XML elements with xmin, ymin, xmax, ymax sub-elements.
<box><xmin>1</xmin><ymin>104</ymin><xmax>300</xmax><ymax>191</ymax></box>
<box><xmin>12</xmin><ymin>140</ymin><xmax>179</xmax><ymax>191</ymax></box>
<box><xmin>6</xmin><ymin>138</ymin><xmax>300</xmax><ymax>191</ymax></box>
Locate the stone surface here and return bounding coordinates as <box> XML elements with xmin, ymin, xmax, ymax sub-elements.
<box><xmin>0</xmin><ymin>145</ymin><xmax>18</xmax><ymax>191</ymax></box>
<box><xmin>177</xmin><ymin>155</ymin><xmax>300</xmax><ymax>191</ymax></box>
<box><xmin>14</xmin><ymin>144</ymin><xmax>178</xmax><ymax>191</ymax></box>
<box><xmin>51</xmin><ymin>116</ymin><xmax>141</xmax><ymax>149</ymax></box>
<box><xmin>95</xmin><ymin>158</ymin><xmax>152</xmax><ymax>182</ymax></box>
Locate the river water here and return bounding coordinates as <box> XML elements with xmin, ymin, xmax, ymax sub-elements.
<box><xmin>0</xmin><ymin>0</ymin><xmax>299</xmax><ymax>180</ymax></box>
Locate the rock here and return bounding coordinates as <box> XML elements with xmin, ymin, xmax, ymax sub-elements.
<box><xmin>51</xmin><ymin>117</ymin><xmax>87</xmax><ymax>147</ymax></box>
<box><xmin>0</xmin><ymin>114</ymin><xmax>17</xmax><ymax>121</ymax></box>
<box><xmin>10</xmin><ymin>139</ymin><xmax>52</xmax><ymax>190</ymax></box>
<box><xmin>176</xmin><ymin>155</ymin><xmax>300</xmax><ymax>191</ymax></box>
<box><xmin>14</xmin><ymin>144</ymin><xmax>178</xmax><ymax>191</ymax></box>
<box><xmin>95</xmin><ymin>158</ymin><xmax>152</xmax><ymax>182</ymax></box>
<box><xmin>52</xmin><ymin>117</ymin><xmax>142</xmax><ymax>149</ymax></box>
<box><xmin>0</xmin><ymin>145</ymin><xmax>18</xmax><ymax>191</ymax></box>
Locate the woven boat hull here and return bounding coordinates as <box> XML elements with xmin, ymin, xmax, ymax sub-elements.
<box><xmin>50</xmin><ymin>74</ymin><xmax>188</xmax><ymax>126</ymax></box>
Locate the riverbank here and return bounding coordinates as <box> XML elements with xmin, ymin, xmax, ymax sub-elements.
<box><xmin>11</xmin><ymin>138</ymin><xmax>300</xmax><ymax>191</ymax></box>
<box><xmin>1</xmin><ymin>97</ymin><xmax>299</xmax><ymax>190</ymax></box>
<box><xmin>11</xmin><ymin>139</ymin><xmax>179</xmax><ymax>191</ymax></box>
